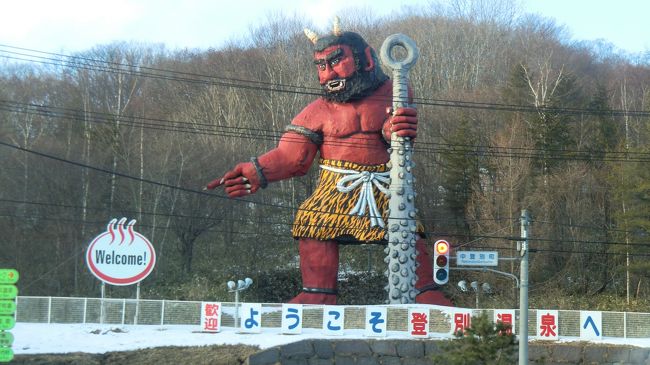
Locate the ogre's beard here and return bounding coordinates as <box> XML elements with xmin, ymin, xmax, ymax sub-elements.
<box><xmin>321</xmin><ymin>70</ymin><xmax>387</xmax><ymax>103</ymax></box>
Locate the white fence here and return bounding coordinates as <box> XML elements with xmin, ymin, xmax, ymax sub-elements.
<box><xmin>15</xmin><ymin>296</ymin><xmax>650</xmax><ymax>338</ymax></box>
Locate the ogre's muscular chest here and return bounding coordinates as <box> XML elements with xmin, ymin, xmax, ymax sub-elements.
<box><xmin>320</xmin><ymin>99</ymin><xmax>388</xmax><ymax>138</ymax></box>
<box><xmin>291</xmin><ymin>81</ymin><xmax>393</xmax><ymax>139</ymax></box>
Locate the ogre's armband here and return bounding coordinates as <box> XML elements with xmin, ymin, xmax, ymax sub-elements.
<box><xmin>284</xmin><ymin>125</ymin><xmax>323</xmax><ymax>145</ymax></box>
<box><xmin>250</xmin><ymin>156</ymin><xmax>268</xmax><ymax>189</ymax></box>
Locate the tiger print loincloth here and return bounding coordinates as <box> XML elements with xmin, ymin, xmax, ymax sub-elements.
<box><xmin>291</xmin><ymin>159</ymin><xmax>391</xmax><ymax>243</ymax></box>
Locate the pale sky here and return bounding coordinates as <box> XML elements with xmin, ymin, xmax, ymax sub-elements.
<box><xmin>1</xmin><ymin>0</ymin><xmax>648</xmax><ymax>55</ymax></box>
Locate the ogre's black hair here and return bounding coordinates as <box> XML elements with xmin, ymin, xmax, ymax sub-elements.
<box><xmin>313</xmin><ymin>31</ymin><xmax>373</xmax><ymax>71</ymax></box>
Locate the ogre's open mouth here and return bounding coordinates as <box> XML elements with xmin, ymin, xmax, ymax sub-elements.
<box><xmin>325</xmin><ymin>79</ymin><xmax>346</xmax><ymax>92</ymax></box>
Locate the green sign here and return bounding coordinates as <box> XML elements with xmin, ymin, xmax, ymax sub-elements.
<box><xmin>0</xmin><ymin>332</ymin><xmax>13</xmax><ymax>347</ymax></box>
<box><xmin>0</xmin><ymin>317</ymin><xmax>14</xmax><ymax>331</ymax></box>
<box><xmin>0</xmin><ymin>270</ymin><xmax>18</xmax><ymax>285</ymax></box>
<box><xmin>0</xmin><ymin>302</ymin><xmax>15</xmax><ymax>316</ymax></box>
<box><xmin>0</xmin><ymin>286</ymin><xmax>16</xmax><ymax>300</ymax></box>
<box><xmin>0</xmin><ymin>347</ymin><xmax>13</xmax><ymax>362</ymax></box>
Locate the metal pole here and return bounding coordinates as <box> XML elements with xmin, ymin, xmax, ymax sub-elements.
<box><xmin>47</xmin><ymin>296</ymin><xmax>52</xmax><ymax>324</ymax></box>
<box><xmin>121</xmin><ymin>298</ymin><xmax>126</xmax><ymax>325</ymax></box>
<box><xmin>234</xmin><ymin>290</ymin><xmax>240</xmax><ymax>329</ymax></box>
<box><xmin>518</xmin><ymin>209</ymin><xmax>530</xmax><ymax>365</ymax></box>
<box><xmin>83</xmin><ymin>297</ymin><xmax>87</xmax><ymax>324</ymax></box>
<box><xmin>100</xmin><ymin>282</ymin><xmax>105</xmax><ymax>324</ymax></box>
<box><xmin>135</xmin><ymin>282</ymin><xmax>140</xmax><ymax>325</ymax></box>
<box><xmin>160</xmin><ymin>299</ymin><xmax>165</xmax><ymax>326</ymax></box>
<box><xmin>380</xmin><ymin>33</ymin><xmax>420</xmax><ymax>304</ymax></box>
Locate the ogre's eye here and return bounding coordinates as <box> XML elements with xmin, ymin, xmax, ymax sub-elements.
<box><xmin>330</xmin><ymin>58</ymin><xmax>340</xmax><ymax>66</ymax></box>
<box><xmin>318</xmin><ymin>64</ymin><xmax>326</xmax><ymax>71</ymax></box>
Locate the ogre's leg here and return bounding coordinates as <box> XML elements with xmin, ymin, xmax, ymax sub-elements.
<box><xmin>415</xmin><ymin>236</ymin><xmax>454</xmax><ymax>306</ymax></box>
<box><xmin>289</xmin><ymin>238</ymin><xmax>339</xmax><ymax>305</ymax></box>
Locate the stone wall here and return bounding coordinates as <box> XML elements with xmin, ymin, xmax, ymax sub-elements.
<box><xmin>246</xmin><ymin>339</ymin><xmax>650</xmax><ymax>365</ymax></box>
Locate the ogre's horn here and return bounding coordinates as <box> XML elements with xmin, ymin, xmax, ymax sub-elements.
<box><xmin>332</xmin><ymin>16</ymin><xmax>342</xmax><ymax>36</ymax></box>
<box><xmin>304</xmin><ymin>28</ymin><xmax>319</xmax><ymax>44</ymax></box>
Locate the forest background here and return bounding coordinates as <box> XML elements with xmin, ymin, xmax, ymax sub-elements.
<box><xmin>1</xmin><ymin>0</ymin><xmax>650</xmax><ymax>311</ymax></box>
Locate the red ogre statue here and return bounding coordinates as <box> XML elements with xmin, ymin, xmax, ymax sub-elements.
<box><xmin>207</xmin><ymin>22</ymin><xmax>452</xmax><ymax>306</ymax></box>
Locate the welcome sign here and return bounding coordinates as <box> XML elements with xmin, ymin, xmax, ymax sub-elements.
<box><xmin>86</xmin><ymin>218</ymin><xmax>156</xmax><ymax>286</ymax></box>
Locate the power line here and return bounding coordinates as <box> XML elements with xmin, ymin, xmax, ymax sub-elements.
<box><xmin>470</xmin><ymin>245</ymin><xmax>650</xmax><ymax>258</ymax></box>
<box><xmin>0</xmin><ymin>212</ymin><xmax>290</xmax><ymax>240</ymax></box>
<box><xmin>0</xmin><ymin>197</ymin><xmax>515</xmax><ymax>228</ymax></box>
<box><xmin>2</xmin><ymin>141</ymin><xmax>650</xmax><ymax>251</ymax></box>
<box><xmin>2</xmin><ymin>44</ymin><xmax>650</xmax><ymax>118</ymax></box>
<box><xmin>1</xmin><ymin>45</ymin><xmax>648</xmax><ymax>241</ymax></box>
<box><xmin>4</xmin><ymin>212</ymin><xmax>650</xmax><ymax>260</ymax></box>
<box><xmin>0</xmin><ymin>44</ymin><xmax>321</xmax><ymax>93</ymax></box>
<box><xmin>533</xmin><ymin>219</ymin><xmax>631</xmax><ymax>234</ymax></box>
<box><xmin>0</xmin><ymin>139</ymin><xmax>499</xmax><ymax>233</ymax></box>
<box><xmin>3</xmin><ymin>195</ymin><xmax>639</xmax><ymax>240</ymax></box>
<box><xmin>2</xmin><ymin>43</ymin><xmax>648</xmax><ymax>164</ymax></box>
<box><xmin>3</xmin><ymin>99</ymin><xmax>650</xmax><ymax>163</ymax></box>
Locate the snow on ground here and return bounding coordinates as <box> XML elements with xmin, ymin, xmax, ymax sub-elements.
<box><xmin>13</xmin><ymin>323</ymin><xmax>416</xmax><ymax>354</ymax></box>
<box><xmin>12</xmin><ymin>323</ymin><xmax>650</xmax><ymax>355</ymax></box>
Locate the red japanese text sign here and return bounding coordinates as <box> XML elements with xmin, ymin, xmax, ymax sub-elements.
<box><xmin>408</xmin><ymin>307</ymin><xmax>429</xmax><ymax>338</ymax></box>
<box><xmin>201</xmin><ymin>302</ymin><xmax>222</xmax><ymax>332</ymax></box>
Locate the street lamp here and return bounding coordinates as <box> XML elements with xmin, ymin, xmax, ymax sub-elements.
<box><xmin>457</xmin><ymin>280</ymin><xmax>491</xmax><ymax>308</ymax></box>
<box><xmin>227</xmin><ymin>277</ymin><xmax>253</xmax><ymax>328</ymax></box>
<box><xmin>458</xmin><ymin>280</ymin><xmax>468</xmax><ymax>292</ymax></box>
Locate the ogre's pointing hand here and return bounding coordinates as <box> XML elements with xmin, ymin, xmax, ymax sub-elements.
<box><xmin>382</xmin><ymin>106</ymin><xmax>418</xmax><ymax>142</ymax></box>
<box><xmin>204</xmin><ymin>162</ymin><xmax>262</xmax><ymax>198</ymax></box>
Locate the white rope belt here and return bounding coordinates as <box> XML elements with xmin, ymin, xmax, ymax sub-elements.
<box><xmin>320</xmin><ymin>164</ymin><xmax>390</xmax><ymax>228</ymax></box>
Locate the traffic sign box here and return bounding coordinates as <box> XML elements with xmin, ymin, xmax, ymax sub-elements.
<box><xmin>0</xmin><ymin>348</ymin><xmax>12</xmax><ymax>362</ymax></box>
<box><xmin>0</xmin><ymin>286</ymin><xmax>16</xmax><ymax>300</ymax></box>
<box><xmin>0</xmin><ymin>269</ymin><xmax>17</xmax><ymax>364</ymax></box>
<box><xmin>0</xmin><ymin>302</ymin><xmax>15</xmax><ymax>316</ymax></box>
<box><xmin>0</xmin><ymin>332</ymin><xmax>12</xmax><ymax>347</ymax></box>
<box><xmin>0</xmin><ymin>270</ymin><xmax>18</xmax><ymax>285</ymax></box>
<box><xmin>0</xmin><ymin>316</ymin><xmax>14</xmax><ymax>331</ymax></box>
<box><xmin>456</xmin><ymin>251</ymin><xmax>499</xmax><ymax>266</ymax></box>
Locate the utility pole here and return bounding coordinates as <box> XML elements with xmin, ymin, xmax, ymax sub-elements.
<box><xmin>518</xmin><ymin>210</ymin><xmax>530</xmax><ymax>365</ymax></box>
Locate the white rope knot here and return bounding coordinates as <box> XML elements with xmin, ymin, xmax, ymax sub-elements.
<box><xmin>320</xmin><ymin>165</ymin><xmax>390</xmax><ymax>228</ymax></box>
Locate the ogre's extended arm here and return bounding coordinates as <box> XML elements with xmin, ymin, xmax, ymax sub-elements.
<box><xmin>205</xmin><ymin>127</ymin><xmax>320</xmax><ymax>198</ymax></box>
<box><xmin>258</xmin><ymin>128</ymin><xmax>320</xmax><ymax>181</ymax></box>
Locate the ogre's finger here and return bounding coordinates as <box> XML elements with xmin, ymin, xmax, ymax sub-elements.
<box><xmin>390</xmin><ymin>115</ymin><xmax>417</xmax><ymax>125</ymax></box>
<box><xmin>224</xmin><ymin>176</ymin><xmax>250</xmax><ymax>187</ymax></box>
<box><xmin>393</xmin><ymin>107</ymin><xmax>417</xmax><ymax>117</ymax></box>
<box><xmin>225</xmin><ymin>185</ymin><xmax>249</xmax><ymax>197</ymax></box>
<box><xmin>204</xmin><ymin>177</ymin><xmax>225</xmax><ymax>190</ymax></box>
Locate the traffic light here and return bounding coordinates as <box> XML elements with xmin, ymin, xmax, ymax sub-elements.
<box><xmin>433</xmin><ymin>239</ymin><xmax>450</xmax><ymax>285</ymax></box>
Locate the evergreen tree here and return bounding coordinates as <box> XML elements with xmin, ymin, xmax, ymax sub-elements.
<box><xmin>502</xmin><ymin>64</ymin><xmax>579</xmax><ymax>176</ymax></box>
<box><xmin>439</xmin><ymin>118</ymin><xmax>483</xmax><ymax>232</ymax></box>
<box><xmin>610</xmin><ymin>149</ymin><xmax>650</xmax><ymax>300</ymax></box>
<box><xmin>434</xmin><ymin>312</ymin><xmax>517</xmax><ymax>365</ymax></box>
<box><xmin>587</xmin><ymin>83</ymin><xmax>620</xmax><ymax>166</ymax></box>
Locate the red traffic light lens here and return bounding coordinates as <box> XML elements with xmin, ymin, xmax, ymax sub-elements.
<box><xmin>435</xmin><ymin>240</ymin><xmax>449</xmax><ymax>255</ymax></box>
